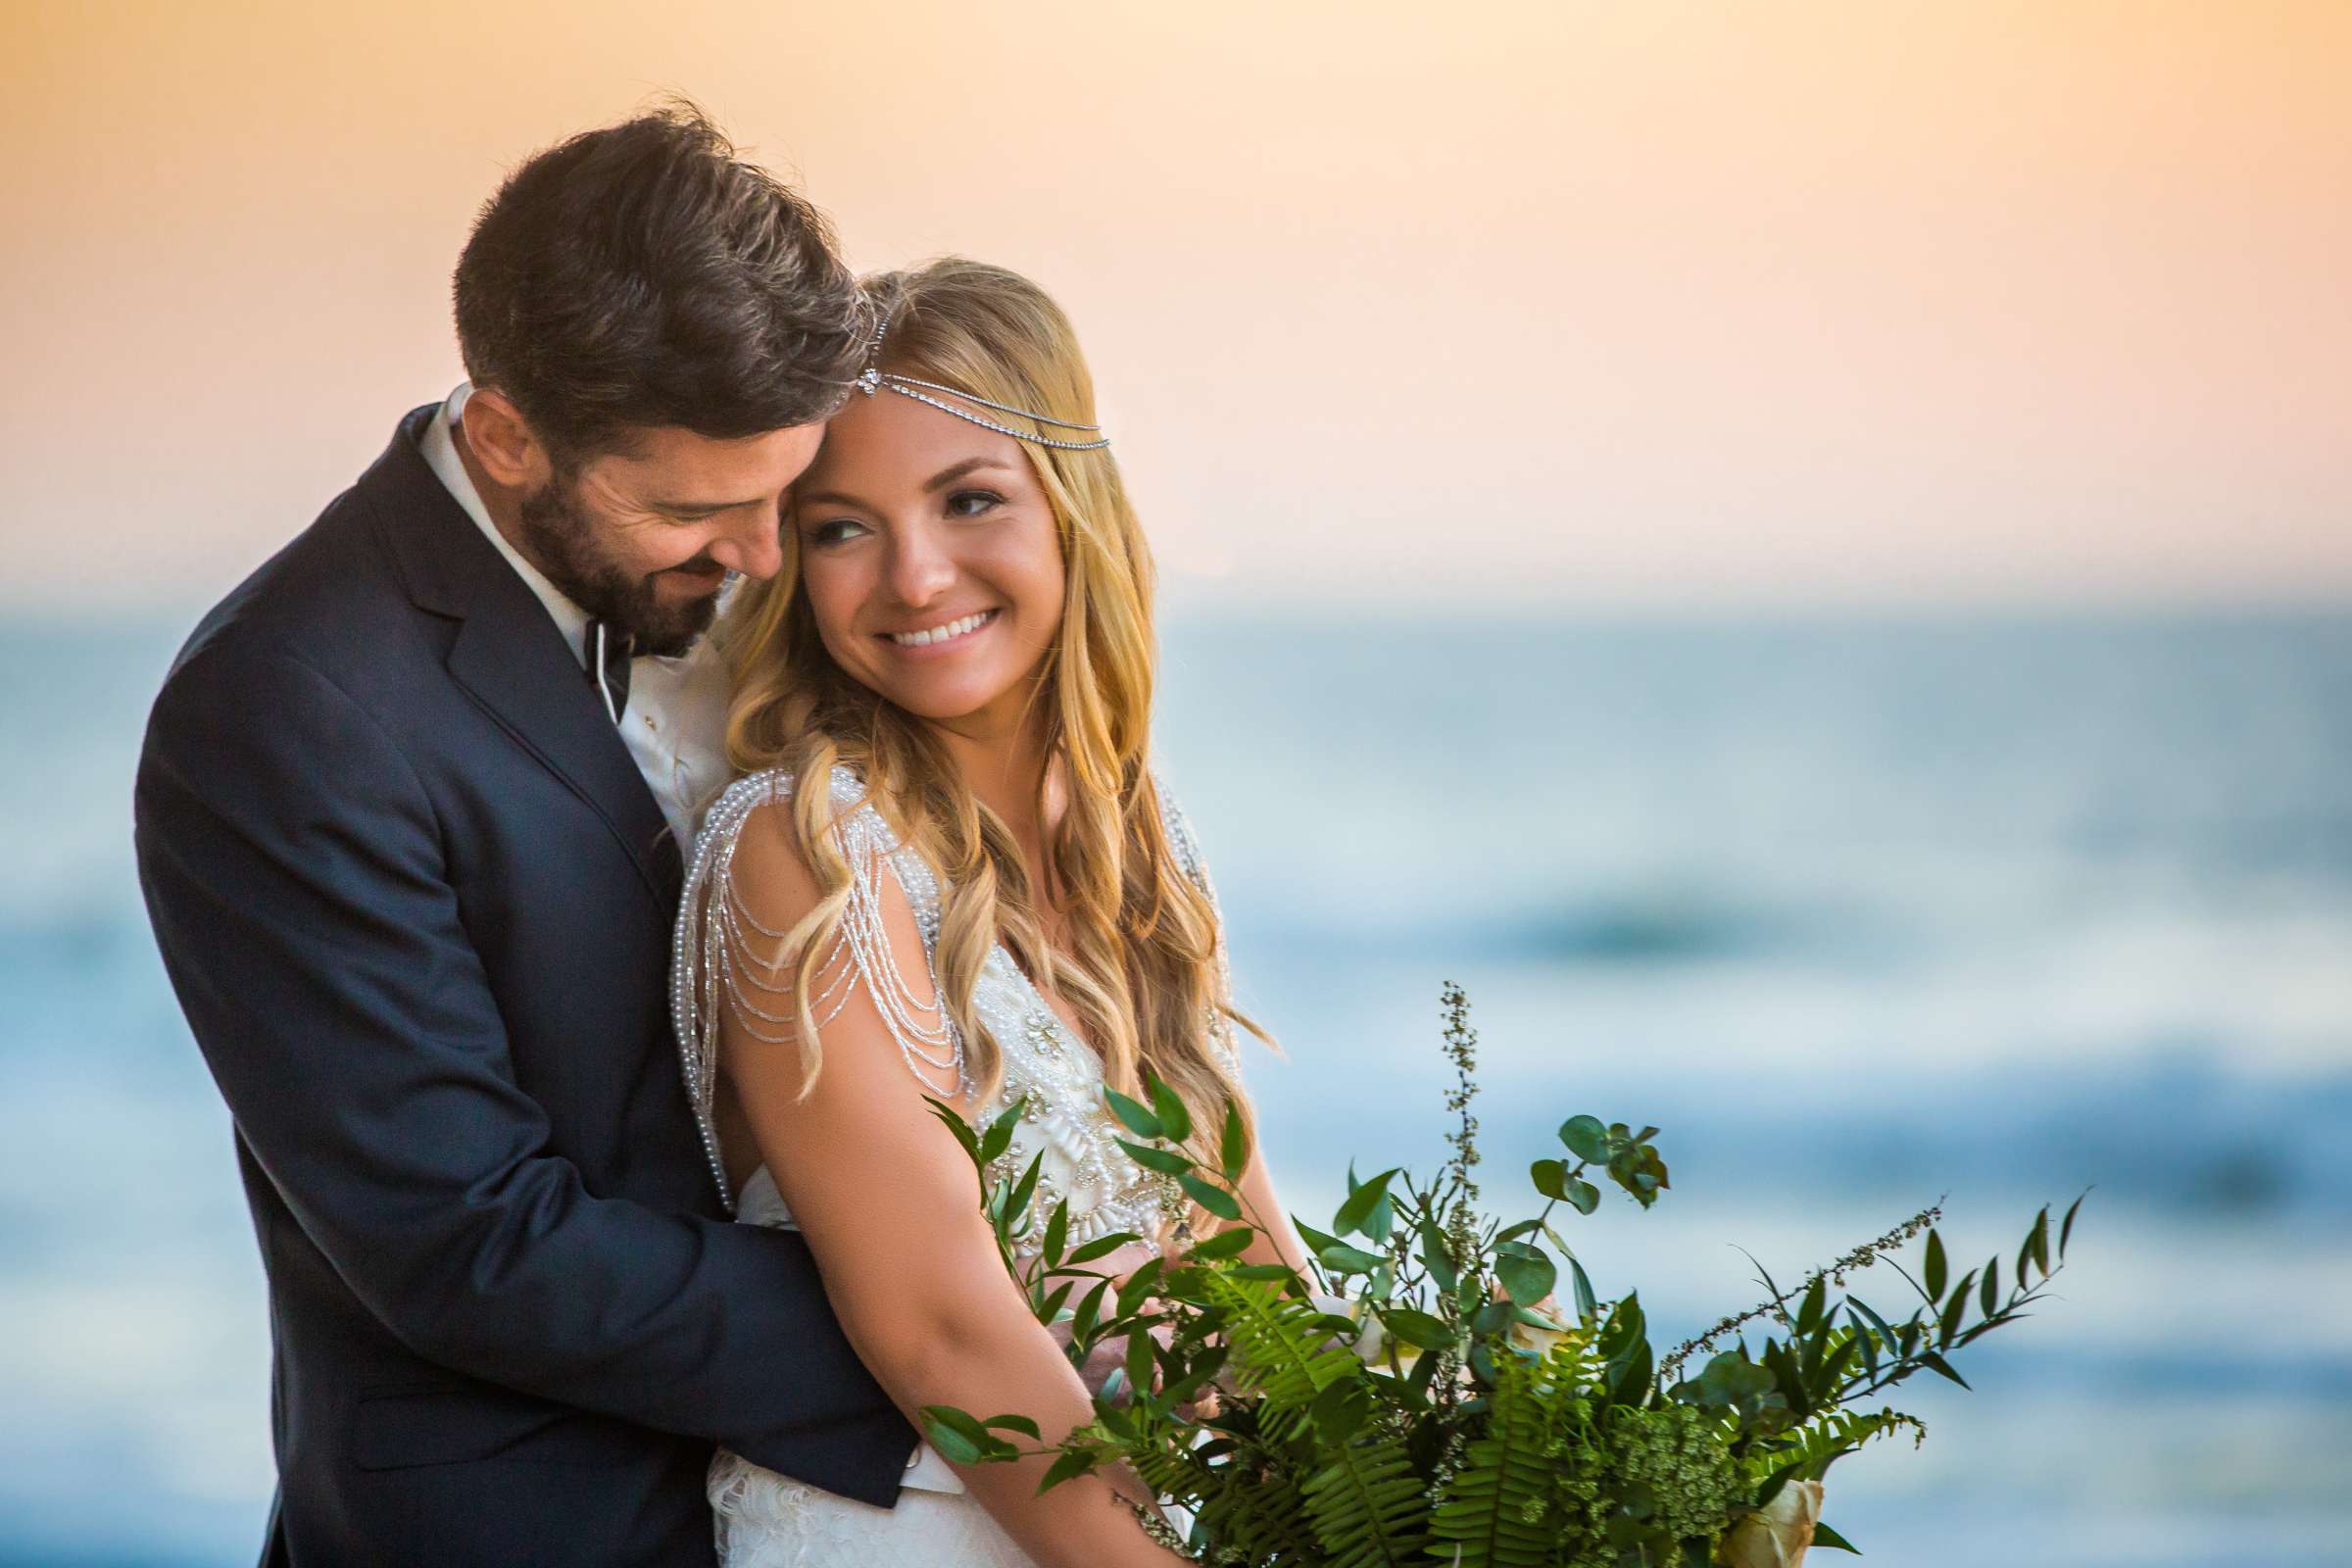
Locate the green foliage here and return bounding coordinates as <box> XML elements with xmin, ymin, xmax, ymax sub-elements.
<box><xmin>1607</xmin><ymin>1402</ymin><xmax>1744</xmax><ymax>1553</ymax></box>
<box><xmin>1427</xmin><ymin>1352</ymin><xmax>1558</xmax><ymax>1568</ymax></box>
<box><xmin>1301</xmin><ymin>1435</ymin><xmax>1429</xmax><ymax>1568</ymax></box>
<box><xmin>1753</xmin><ymin>1406</ymin><xmax>1927</xmax><ymax>1486</ymax></box>
<box><xmin>919</xmin><ymin>989</ymin><xmax>2083</xmax><ymax>1566</ymax></box>
<box><xmin>1198</xmin><ymin>1271</ymin><xmax>1360</xmax><ymax>1432</ymax></box>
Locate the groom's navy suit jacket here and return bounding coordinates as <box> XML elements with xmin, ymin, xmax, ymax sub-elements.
<box><xmin>134</xmin><ymin>408</ymin><xmax>916</xmax><ymax>1567</ymax></box>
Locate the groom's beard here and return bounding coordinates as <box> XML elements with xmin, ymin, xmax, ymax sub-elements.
<box><xmin>515</xmin><ymin>476</ymin><xmax>724</xmax><ymax>659</ymax></box>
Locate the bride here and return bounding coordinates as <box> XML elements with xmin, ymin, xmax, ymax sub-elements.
<box><xmin>672</xmin><ymin>258</ymin><xmax>1309</xmax><ymax>1567</ymax></box>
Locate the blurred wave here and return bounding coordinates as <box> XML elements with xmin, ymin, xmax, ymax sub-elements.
<box><xmin>3</xmin><ymin>610</ymin><xmax>2347</xmax><ymax>1566</ymax></box>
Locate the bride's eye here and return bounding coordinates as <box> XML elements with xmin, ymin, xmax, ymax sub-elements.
<box><xmin>806</xmin><ymin>516</ymin><xmax>870</xmax><ymax>547</ymax></box>
<box><xmin>945</xmin><ymin>488</ymin><xmax>1004</xmax><ymax>519</ymax></box>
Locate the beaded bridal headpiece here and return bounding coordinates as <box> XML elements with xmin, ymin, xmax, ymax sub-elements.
<box><xmin>854</xmin><ymin>300</ymin><xmax>1111</xmax><ymax>452</ymax></box>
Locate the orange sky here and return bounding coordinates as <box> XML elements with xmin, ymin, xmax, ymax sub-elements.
<box><xmin>3</xmin><ymin>0</ymin><xmax>2346</xmax><ymax>609</ymax></box>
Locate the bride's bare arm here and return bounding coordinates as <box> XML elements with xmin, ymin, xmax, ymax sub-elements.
<box><xmin>717</xmin><ymin>804</ymin><xmax>1180</xmax><ymax>1568</ymax></box>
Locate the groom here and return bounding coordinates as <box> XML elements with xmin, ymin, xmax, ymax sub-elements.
<box><xmin>134</xmin><ymin>109</ymin><xmax>916</xmax><ymax>1566</ymax></box>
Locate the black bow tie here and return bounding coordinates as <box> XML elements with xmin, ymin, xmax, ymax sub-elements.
<box><xmin>586</xmin><ymin>618</ymin><xmax>633</xmax><ymax>724</ymax></box>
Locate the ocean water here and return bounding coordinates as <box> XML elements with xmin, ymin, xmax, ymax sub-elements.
<box><xmin>2</xmin><ymin>610</ymin><xmax>2347</xmax><ymax>1566</ymax></box>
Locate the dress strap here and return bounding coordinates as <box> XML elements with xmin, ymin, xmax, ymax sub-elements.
<box><xmin>672</xmin><ymin>765</ymin><xmax>965</xmax><ymax>1211</ymax></box>
<box><xmin>1153</xmin><ymin>772</ymin><xmax>1243</xmax><ymax>1071</ymax></box>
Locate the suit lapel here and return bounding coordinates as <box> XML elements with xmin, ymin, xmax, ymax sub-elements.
<box><xmin>368</xmin><ymin>407</ymin><xmax>684</xmax><ymax>906</ymax></box>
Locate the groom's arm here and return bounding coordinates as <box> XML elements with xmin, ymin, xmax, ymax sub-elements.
<box><xmin>133</xmin><ymin>630</ymin><xmax>916</xmax><ymax>1502</ymax></box>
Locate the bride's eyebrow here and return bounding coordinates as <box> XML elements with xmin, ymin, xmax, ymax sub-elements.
<box><xmin>793</xmin><ymin>456</ymin><xmax>1017</xmax><ymax>514</ymax></box>
<box><xmin>790</xmin><ymin>487</ymin><xmax>870</xmax><ymax>513</ymax></box>
<box><xmin>922</xmin><ymin>456</ymin><xmax>1017</xmax><ymax>491</ymax></box>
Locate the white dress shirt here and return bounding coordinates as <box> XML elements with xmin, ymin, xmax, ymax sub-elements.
<box><xmin>417</xmin><ymin>385</ymin><xmax>732</xmax><ymax>859</ymax></box>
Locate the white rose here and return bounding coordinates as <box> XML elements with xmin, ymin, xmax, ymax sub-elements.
<box><xmin>1718</xmin><ymin>1478</ymin><xmax>1823</xmax><ymax>1568</ymax></box>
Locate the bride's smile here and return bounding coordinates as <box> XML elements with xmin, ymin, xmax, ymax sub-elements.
<box><xmin>883</xmin><ymin>607</ymin><xmax>1001</xmax><ymax>649</ymax></box>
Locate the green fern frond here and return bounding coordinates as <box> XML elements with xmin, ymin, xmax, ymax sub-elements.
<box><xmin>1300</xmin><ymin>1432</ymin><xmax>1430</xmax><ymax>1568</ymax></box>
<box><xmin>1428</xmin><ymin>1355</ymin><xmax>1555</xmax><ymax>1568</ymax></box>
<box><xmin>1132</xmin><ymin>1438</ymin><xmax>1319</xmax><ymax>1564</ymax></box>
<box><xmin>1750</xmin><ymin>1405</ymin><xmax>1925</xmax><ymax>1483</ymax></box>
<box><xmin>1200</xmin><ymin>1272</ymin><xmax>1362</xmax><ymax>1432</ymax></box>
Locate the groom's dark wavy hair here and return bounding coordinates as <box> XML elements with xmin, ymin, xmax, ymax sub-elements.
<box><xmin>453</xmin><ymin>102</ymin><xmax>865</xmax><ymax>465</ymax></box>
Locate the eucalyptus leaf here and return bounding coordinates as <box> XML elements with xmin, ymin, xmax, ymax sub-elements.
<box><xmin>1380</xmin><ymin>1307</ymin><xmax>1453</xmax><ymax>1349</ymax></box>
<box><xmin>1924</xmin><ymin>1231</ymin><xmax>1948</xmax><ymax>1301</ymax></box>
<box><xmin>1471</xmin><ymin>1298</ymin><xmax>1517</xmax><ymax>1337</ymax></box>
<box><xmin>1559</xmin><ymin>1114</ymin><xmax>1609</xmax><ymax>1163</ymax></box>
<box><xmin>1496</xmin><ymin>1248</ymin><xmax>1556</xmax><ymax>1307</ymax></box>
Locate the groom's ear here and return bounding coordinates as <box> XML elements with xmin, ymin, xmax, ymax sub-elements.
<box><xmin>459</xmin><ymin>387</ymin><xmax>556</xmax><ymax>491</ymax></box>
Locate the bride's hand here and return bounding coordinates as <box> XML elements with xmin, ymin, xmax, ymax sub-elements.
<box><xmin>1051</xmin><ymin>1239</ymin><xmax>1235</xmax><ymax>1419</ymax></box>
<box><xmin>1048</xmin><ymin>1240</ymin><xmax>1166</xmax><ymax>1403</ymax></box>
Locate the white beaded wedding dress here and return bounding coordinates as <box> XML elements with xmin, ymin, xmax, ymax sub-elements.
<box><xmin>671</xmin><ymin>763</ymin><xmax>1234</xmax><ymax>1567</ymax></box>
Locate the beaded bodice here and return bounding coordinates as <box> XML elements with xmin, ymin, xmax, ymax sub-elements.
<box><xmin>671</xmin><ymin>763</ymin><xmax>1232</xmax><ymax>1252</ymax></box>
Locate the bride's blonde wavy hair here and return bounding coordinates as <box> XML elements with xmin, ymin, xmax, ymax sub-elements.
<box><xmin>716</xmin><ymin>257</ymin><xmax>1263</xmax><ymax>1164</ymax></box>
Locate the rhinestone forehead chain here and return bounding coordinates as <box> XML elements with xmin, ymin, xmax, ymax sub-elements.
<box><xmin>856</xmin><ymin>301</ymin><xmax>1111</xmax><ymax>452</ymax></box>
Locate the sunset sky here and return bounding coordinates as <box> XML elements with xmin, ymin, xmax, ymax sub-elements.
<box><xmin>3</xmin><ymin>0</ymin><xmax>2345</xmax><ymax>610</ymax></box>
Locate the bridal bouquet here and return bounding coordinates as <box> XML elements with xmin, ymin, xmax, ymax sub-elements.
<box><xmin>925</xmin><ymin>986</ymin><xmax>2083</xmax><ymax>1567</ymax></box>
